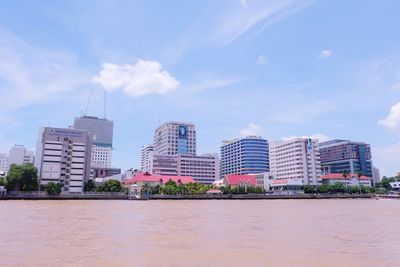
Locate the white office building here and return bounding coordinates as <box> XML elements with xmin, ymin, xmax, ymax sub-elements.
<box><xmin>153</xmin><ymin>121</ymin><xmax>196</xmax><ymax>156</ymax></box>
<box><xmin>140</xmin><ymin>144</ymin><xmax>154</xmax><ymax>172</ymax></box>
<box><xmin>270</xmin><ymin>138</ymin><xmax>321</xmax><ymax>186</ymax></box>
<box><xmin>37</xmin><ymin>127</ymin><xmax>92</xmax><ymax>192</ymax></box>
<box><xmin>0</xmin><ymin>153</ymin><xmax>8</xmax><ymax>176</ymax></box>
<box><xmin>8</xmin><ymin>145</ymin><xmax>34</xmax><ymax>167</ymax></box>
<box><xmin>178</xmin><ymin>153</ymin><xmax>220</xmax><ymax>184</ymax></box>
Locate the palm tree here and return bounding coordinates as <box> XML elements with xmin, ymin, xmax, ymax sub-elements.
<box><xmin>357</xmin><ymin>172</ymin><xmax>363</xmax><ymax>194</ymax></box>
<box><xmin>342</xmin><ymin>171</ymin><xmax>350</xmax><ymax>193</ymax></box>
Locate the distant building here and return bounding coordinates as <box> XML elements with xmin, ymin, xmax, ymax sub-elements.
<box><xmin>153</xmin><ymin>121</ymin><xmax>196</xmax><ymax>156</ymax></box>
<box><xmin>140</xmin><ymin>144</ymin><xmax>154</xmax><ymax>172</ymax></box>
<box><xmin>270</xmin><ymin>138</ymin><xmax>321</xmax><ymax>186</ymax></box>
<box><xmin>0</xmin><ymin>153</ymin><xmax>8</xmax><ymax>175</ymax></box>
<box><xmin>319</xmin><ymin>139</ymin><xmax>373</xmax><ymax>177</ymax></box>
<box><xmin>177</xmin><ymin>154</ymin><xmax>220</xmax><ymax>184</ymax></box>
<box><xmin>146</xmin><ymin>153</ymin><xmax>219</xmax><ymax>184</ymax></box>
<box><xmin>74</xmin><ymin>116</ymin><xmax>114</xmax><ymax>168</ymax></box>
<box><xmin>321</xmin><ymin>173</ymin><xmax>372</xmax><ymax>187</ymax></box>
<box><xmin>254</xmin><ymin>172</ymin><xmax>275</xmax><ymax>191</ymax></box>
<box><xmin>92</xmin><ymin>167</ymin><xmax>121</xmax><ymax>178</ymax></box>
<box><xmin>37</xmin><ymin>127</ymin><xmax>92</xmax><ymax>192</ymax></box>
<box><xmin>220</xmin><ymin>136</ymin><xmax>269</xmax><ymax>178</ymax></box>
<box><xmin>372</xmin><ymin>167</ymin><xmax>381</xmax><ymax>185</ymax></box>
<box><xmin>8</xmin><ymin>145</ymin><xmax>34</xmax><ymax>167</ymax></box>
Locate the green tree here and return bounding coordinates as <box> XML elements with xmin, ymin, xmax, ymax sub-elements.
<box><xmin>6</xmin><ymin>164</ymin><xmax>39</xmax><ymax>191</ymax></box>
<box><xmin>303</xmin><ymin>185</ymin><xmax>316</xmax><ymax>194</ymax></box>
<box><xmin>0</xmin><ymin>177</ymin><xmax>5</xmax><ymax>186</ymax></box>
<box><xmin>162</xmin><ymin>184</ymin><xmax>177</xmax><ymax>195</ymax></box>
<box><xmin>97</xmin><ymin>179</ymin><xmax>123</xmax><ymax>192</ymax></box>
<box><xmin>45</xmin><ymin>182</ymin><xmax>63</xmax><ymax>195</ymax></box>
<box><xmin>332</xmin><ymin>182</ymin><xmax>345</xmax><ymax>194</ymax></box>
<box><xmin>84</xmin><ymin>179</ymin><xmax>96</xmax><ymax>192</ymax></box>
<box><xmin>380</xmin><ymin>177</ymin><xmax>395</xmax><ymax>190</ymax></box>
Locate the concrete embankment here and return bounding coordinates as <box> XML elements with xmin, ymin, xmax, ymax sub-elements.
<box><xmin>148</xmin><ymin>194</ymin><xmax>374</xmax><ymax>200</ymax></box>
<box><xmin>5</xmin><ymin>192</ymin><xmax>127</xmax><ymax>200</ymax></box>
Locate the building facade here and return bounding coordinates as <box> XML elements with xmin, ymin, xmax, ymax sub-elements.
<box><xmin>153</xmin><ymin>121</ymin><xmax>196</xmax><ymax>156</ymax></box>
<box><xmin>220</xmin><ymin>136</ymin><xmax>269</xmax><ymax>178</ymax></box>
<box><xmin>319</xmin><ymin>139</ymin><xmax>373</xmax><ymax>177</ymax></box>
<box><xmin>8</xmin><ymin>145</ymin><xmax>34</xmax><ymax>167</ymax></box>
<box><xmin>269</xmin><ymin>138</ymin><xmax>321</xmax><ymax>186</ymax></box>
<box><xmin>177</xmin><ymin>154</ymin><xmax>219</xmax><ymax>184</ymax></box>
<box><xmin>0</xmin><ymin>153</ymin><xmax>8</xmax><ymax>176</ymax></box>
<box><xmin>74</xmin><ymin>116</ymin><xmax>113</xmax><ymax>168</ymax></box>
<box><xmin>38</xmin><ymin>127</ymin><xmax>92</xmax><ymax>192</ymax></box>
<box><xmin>140</xmin><ymin>144</ymin><xmax>154</xmax><ymax>172</ymax></box>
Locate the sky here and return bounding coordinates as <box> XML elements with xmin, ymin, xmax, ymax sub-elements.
<box><xmin>0</xmin><ymin>0</ymin><xmax>400</xmax><ymax>176</ymax></box>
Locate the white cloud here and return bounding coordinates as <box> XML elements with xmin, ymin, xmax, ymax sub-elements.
<box><xmin>240</xmin><ymin>123</ymin><xmax>262</xmax><ymax>136</ymax></box>
<box><xmin>0</xmin><ymin>28</ymin><xmax>89</xmax><ymax>112</ymax></box>
<box><xmin>378</xmin><ymin>102</ymin><xmax>400</xmax><ymax>131</ymax></box>
<box><xmin>282</xmin><ymin>133</ymin><xmax>331</xmax><ymax>142</ymax></box>
<box><xmin>213</xmin><ymin>0</ymin><xmax>313</xmax><ymax>46</ymax></box>
<box><xmin>374</xmin><ymin>143</ymin><xmax>400</xmax><ymax>176</ymax></box>
<box><xmin>256</xmin><ymin>55</ymin><xmax>267</xmax><ymax>65</ymax></box>
<box><xmin>239</xmin><ymin>0</ymin><xmax>249</xmax><ymax>8</ymax></box>
<box><xmin>92</xmin><ymin>60</ymin><xmax>180</xmax><ymax>97</ymax></box>
<box><xmin>319</xmin><ymin>49</ymin><xmax>333</xmax><ymax>58</ymax></box>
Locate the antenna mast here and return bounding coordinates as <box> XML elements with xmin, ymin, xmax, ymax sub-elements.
<box><xmin>103</xmin><ymin>89</ymin><xmax>107</xmax><ymax>119</ymax></box>
<box><xmin>83</xmin><ymin>88</ymin><xmax>94</xmax><ymax>116</ymax></box>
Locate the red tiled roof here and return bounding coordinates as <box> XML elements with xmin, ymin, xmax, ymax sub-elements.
<box><xmin>207</xmin><ymin>189</ymin><xmax>222</xmax><ymax>193</ymax></box>
<box><xmin>271</xmin><ymin>179</ymin><xmax>290</xmax><ymax>185</ymax></box>
<box><xmin>225</xmin><ymin>174</ymin><xmax>257</xmax><ymax>186</ymax></box>
<box><xmin>321</xmin><ymin>173</ymin><xmax>371</xmax><ymax>180</ymax></box>
<box><xmin>124</xmin><ymin>173</ymin><xmax>195</xmax><ymax>185</ymax></box>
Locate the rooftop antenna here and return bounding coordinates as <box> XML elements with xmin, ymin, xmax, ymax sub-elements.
<box><xmin>103</xmin><ymin>89</ymin><xmax>107</xmax><ymax>119</ymax></box>
<box><xmin>82</xmin><ymin>88</ymin><xmax>94</xmax><ymax>117</ymax></box>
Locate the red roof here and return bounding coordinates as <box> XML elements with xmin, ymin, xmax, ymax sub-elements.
<box><xmin>321</xmin><ymin>173</ymin><xmax>371</xmax><ymax>180</ymax></box>
<box><xmin>225</xmin><ymin>174</ymin><xmax>257</xmax><ymax>186</ymax></box>
<box><xmin>124</xmin><ymin>173</ymin><xmax>195</xmax><ymax>185</ymax></box>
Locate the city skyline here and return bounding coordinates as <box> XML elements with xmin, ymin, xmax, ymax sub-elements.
<box><xmin>0</xmin><ymin>1</ymin><xmax>400</xmax><ymax>176</ymax></box>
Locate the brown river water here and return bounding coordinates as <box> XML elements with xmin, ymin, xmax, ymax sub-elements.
<box><xmin>0</xmin><ymin>199</ymin><xmax>399</xmax><ymax>267</ymax></box>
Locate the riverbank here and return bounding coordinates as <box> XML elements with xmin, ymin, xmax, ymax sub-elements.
<box><xmin>2</xmin><ymin>192</ymin><xmax>378</xmax><ymax>200</ymax></box>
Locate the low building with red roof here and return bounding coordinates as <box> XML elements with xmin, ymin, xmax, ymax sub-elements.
<box><xmin>321</xmin><ymin>173</ymin><xmax>372</xmax><ymax>187</ymax></box>
<box><xmin>223</xmin><ymin>174</ymin><xmax>258</xmax><ymax>188</ymax></box>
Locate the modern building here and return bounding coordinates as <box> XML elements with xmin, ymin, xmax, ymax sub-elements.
<box><xmin>153</xmin><ymin>121</ymin><xmax>196</xmax><ymax>156</ymax></box>
<box><xmin>372</xmin><ymin>167</ymin><xmax>381</xmax><ymax>185</ymax></box>
<box><xmin>177</xmin><ymin>153</ymin><xmax>219</xmax><ymax>184</ymax></box>
<box><xmin>0</xmin><ymin>153</ymin><xmax>8</xmax><ymax>175</ymax></box>
<box><xmin>74</xmin><ymin>116</ymin><xmax>114</xmax><ymax>168</ymax></box>
<box><xmin>8</xmin><ymin>145</ymin><xmax>34</xmax><ymax>167</ymax></box>
<box><xmin>92</xmin><ymin>167</ymin><xmax>121</xmax><ymax>178</ymax></box>
<box><xmin>269</xmin><ymin>138</ymin><xmax>321</xmax><ymax>186</ymax></box>
<box><xmin>220</xmin><ymin>136</ymin><xmax>269</xmax><ymax>178</ymax></box>
<box><xmin>140</xmin><ymin>144</ymin><xmax>154</xmax><ymax>172</ymax></box>
<box><xmin>319</xmin><ymin>139</ymin><xmax>373</xmax><ymax>177</ymax></box>
<box><xmin>149</xmin><ymin>154</ymin><xmax>179</xmax><ymax>176</ymax></box>
<box><xmin>147</xmin><ymin>153</ymin><xmax>219</xmax><ymax>184</ymax></box>
<box><xmin>37</xmin><ymin>127</ymin><xmax>92</xmax><ymax>192</ymax></box>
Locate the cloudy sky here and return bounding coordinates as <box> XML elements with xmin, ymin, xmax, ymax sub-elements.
<box><xmin>0</xmin><ymin>0</ymin><xmax>399</xmax><ymax>176</ymax></box>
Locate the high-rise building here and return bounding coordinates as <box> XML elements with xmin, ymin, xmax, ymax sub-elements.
<box><xmin>220</xmin><ymin>136</ymin><xmax>269</xmax><ymax>178</ymax></box>
<box><xmin>372</xmin><ymin>167</ymin><xmax>380</xmax><ymax>185</ymax></box>
<box><xmin>37</xmin><ymin>127</ymin><xmax>92</xmax><ymax>192</ymax></box>
<box><xmin>140</xmin><ymin>144</ymin><xmax>154</xmax><ymax>172</ymax></box>
<box><xmin>319</xmin><ymin>139</ymin><xmax>373</xmax><ymax>177</ymax></box>
<box><xmin>153</xmin><ymin>121</ymin><xmax>196</xmax><ymax>156</ymax></box>
<box><xmin>8</xmin><ymin>145</ymin><xmax>34</xmax><ymax>167</ymax></box>
<box><xmin>74</xmin><ymin>116</ymin><xmax>113</xmax><ymax>168</ymax></box>
<box><xmin>269</xmin><ymin>138</ymin><xmax>321</xmax><ymax>185</ymax></box>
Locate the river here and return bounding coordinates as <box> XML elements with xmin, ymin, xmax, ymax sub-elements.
<box><xmin>0</xmin><ymin>199</ymin><xmax>399</xmax><ymax>266</ymax></box>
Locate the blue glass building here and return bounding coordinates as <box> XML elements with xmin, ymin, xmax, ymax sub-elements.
<box><xmin>220</xmin><ymin>136</ymin><xmax>269</xmax><ymax>178</ymax></box>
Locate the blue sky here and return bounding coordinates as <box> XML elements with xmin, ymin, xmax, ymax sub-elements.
<box><xmin>1</xmin><ymin>0</ymin><xmax>400</xmax><ymax>176</ymax></box>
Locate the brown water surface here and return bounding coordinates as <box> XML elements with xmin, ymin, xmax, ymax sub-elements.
<box><xmin>0</xmin><ymin>199</ymin><xmax>399</xmax><ymax>266</ymax></box>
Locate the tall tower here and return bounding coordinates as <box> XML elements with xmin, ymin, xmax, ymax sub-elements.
<box><xmin>74</xmin><ymin>116</ymin><xmax>114</xmax><ymax>168</ymax></box>
<box><xmin>153</xmin><ymin>121</ymin><xmax>196</xmax><ymax>156</ymax></box>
